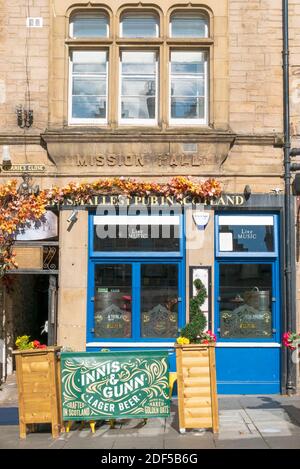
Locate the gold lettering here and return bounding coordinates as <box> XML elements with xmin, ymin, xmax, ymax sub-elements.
<box><xmin>110</xmin><ymin>196</ymin><xmax>118</xmax><ymax>205</ymax></box>
<box><xmin>150</xmin><ymin>196</ymin><xmax>158</xmax><ymax>205</ymax></box>
<box><xmin>166</xmin><ymin>196</ymin><xmax>174</xmax><ymax>205</ymax></box>
<box><xmin>226</xmin><ymin>196</ymin><xmax>235</xmax><ymax>205</ymax></box>
<box><xmin>235</xmin><ymin>195</ymin><xmax>245</xmax><ymax>205</ymax></box>
<box><xmin>134</xmin><ymin>196</ymin><xmax>142</xmax><ymax>205</ymax></box>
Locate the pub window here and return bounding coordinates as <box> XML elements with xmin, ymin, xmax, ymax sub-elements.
<box><xmin>69</xmin><ymin>50</ymin><xmax>108</xmax><ymax>124</ymax></box>
<box><xmin>217</xmin><ymin>215</ymin><xmax>277</xmax><ymax>257</ymax></box>
<box><xmin>69</xmin><ymin>11</ymin><xmax>109</xmax><ymax>38</ymax></box>
<box><xmin>170</xmin><ymin>50</ymin><xmax>208</xmax><ymax>124</ymax></box>
<box><xmin>170</xmin><ymin>11</ymin><xmax>209</xmax><ymax>38</ymax></box>
<box><xmin>93</xmin><ymin>210</ymin><xmax>181</xmax><ymax>253</ymax></box>
<box><xmin>120</xmin><ymin>50</ymin><xmax>158</xmax><ymax>124</ymax></box>
<box><xmin>120</xmin><ymin>11</ymin><xmax>159</xmax><ymax>38</ymax></box>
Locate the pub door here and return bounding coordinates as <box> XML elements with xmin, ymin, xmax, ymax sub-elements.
<box><xmin>214</xmin><ymin>212</ymin><xmax>281</xmax><ymax>394</ymax></box>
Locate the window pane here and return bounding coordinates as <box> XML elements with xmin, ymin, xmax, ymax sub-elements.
<box><xmin>171</xmin><ymin>97</ymin><xmax>204</xmax><ymax>119</ymax></box>
<box><xmin>121</xmin><ymin>13</ymin><xmax>159</xmax><ymax>37</ymax></box>
<box><xmin>120</xmin><ymin>51</ymin><xmax>157</xmax><ymax>121</ymax></box>
<box><xmin>122</xmin><ymin>78</ymin><xmax>156</xmax><ymax>96</ymax></box>
<box><xmin>72</xmin><ymin>51</ymin><xmax>107</xmax><ymax>74</ymax></box>
<box><xmin>171</xmin><ymin>13</ymin><xmax>208</xmax><ymax>38</ymax></box>
<box><xmin>122</xmin><ymin>51</ymin><xmax>156</xmax><ymax>75</ymax></box>
<box><xmin>71</xmin><ymin>51</ymin><xmax>107</xmax><ymax>120</ymax></box>
<box><xmin>94</xmin><ymin>265</ymin><xmax>132</xmax><ymax>338</ymax></box>
<box><xmin>71</xmin><ymin>13</ymin><xmax>108</xmax><ymax>38</ymax></box>
<box><xmin>219</xmin><ymin>264</ymin><xmax>273</xmax><ymax>339</ymax></box>
<box><xmin>121</xmin><ymin>97</ymin><xmax>155</xmax><ymax>119</ymax></box>
<box><xmin>73</xmin><ymin>78</ymin><xmax>106</xmax><ymax>96</ymax></box>
<box><xmin>141</xmin><ymin>264</ymin><xmax>178</xmax><ymax>338</ymax></box>
<box><xmin>171</xmin><ymin>51</ymin><xmax>205</xmax><ymax>74</ymax></box>
<box><xmin>219</xmin><ymin>216</ymin><xmax>275</xmax><ymax>253</ymax></box>
<box><xmin>171</xmin><ymin>78</ymin><xmax>204</xmax><ymax>97</ymax></box>
<box><xmin>93</xmin><ymin>210</ymin><xmax>180</xmax><ymax>252</ymax></box>
<box><xmin>72</xmin><ymin>96</ymin><xmax>106</xmax><ymax>118</ymax></box>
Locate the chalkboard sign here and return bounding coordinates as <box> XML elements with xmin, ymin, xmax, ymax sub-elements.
<box><xmin>61</xmin><ymin>351</ymin><xmax>170</xmax><ymax>420</ymax></box>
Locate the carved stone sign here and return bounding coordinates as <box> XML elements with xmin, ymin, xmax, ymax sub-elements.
<box><xmin>76</xmin><ymin>153</ymin><xmax>208</xmax><ymax>168</ymax></box>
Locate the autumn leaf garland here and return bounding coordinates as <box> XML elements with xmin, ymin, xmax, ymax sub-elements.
<box><xmin>0</xmin><ymin>176</ymin><xmax>221</xmax><ymax>275</ymax></box>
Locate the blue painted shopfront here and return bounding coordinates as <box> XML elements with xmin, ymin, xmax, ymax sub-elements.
<box><xmin>214</xmin><ymin>213</ymin><xmax>281</xmax><ymax>394</ymax></box>
<box><xmin>86</xmin><ymin>211</ymin><xmax>185</xmax><ymax>371</ymax></box>
<box><xmin>86</xmin><ymin>209</ymin><xmax>282</xmax><ymax>394</ymax></box>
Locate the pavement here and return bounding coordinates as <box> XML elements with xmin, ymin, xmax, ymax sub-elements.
<box><xmin>0</xmin><ymin>375</ymin><xmax>300</xmax><ymax>449</ymax></box>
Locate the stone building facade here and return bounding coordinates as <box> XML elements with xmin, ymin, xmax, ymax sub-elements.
<box><xmin>0</xmin><ymin>0</ymin><xmax>300</xmax><ymax>394</ymax></box>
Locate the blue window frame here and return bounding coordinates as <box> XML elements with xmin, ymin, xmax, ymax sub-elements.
<box><xmin>214</xmin><ymin>212</ymin><xmax>281</xmax><ymax>343</ymax></box>
<box><xmin>89</xmin><ymin>213</ymin><xmax>184</xmax><ymax>258</ymax></box>
<box><xmin>215</xmin><ymin>213</ymin><xmax>279</xmax><ymax>258</ymax></box>
<box><xmin>214</xmin><ymin>259</ymin><xmax>281</xmax><ymax>344</ymax></box>
<box><xmin>87</xmin><ymin>212</ymin><xmax>185</xmax><ymax>345</ymax></box>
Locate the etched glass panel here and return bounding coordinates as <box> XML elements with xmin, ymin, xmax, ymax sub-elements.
<box><xmin>141</xmin><ymin>264</ymin><xmax>178</xmax><ymax>338</ymax></box>
<box><xmin>94</xmin><ymin>264</ymin><xmax>132</xmax><ymax>338</ymax></box>
<box><xmin>219</xmin><ymin>264</ymin><xmax>273</xmax><ymax>339</ymax></box>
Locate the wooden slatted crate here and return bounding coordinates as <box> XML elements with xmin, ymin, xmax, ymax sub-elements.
<box><xmin>13</xmin><ymin>347</ymin><xmax>62</xmax><ymax>439</ymax></box>
<box><xmin>175</xmin><ymin>343</ymin><xmax>219</xmax><ymax>434</ymax></box>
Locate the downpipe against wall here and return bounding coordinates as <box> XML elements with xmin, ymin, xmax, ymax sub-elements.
<box><xmin>282</xmin><ymin>0</ymin><xmax>297</xmax><ymax>395</ymax></box>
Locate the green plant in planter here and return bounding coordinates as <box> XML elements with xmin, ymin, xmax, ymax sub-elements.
<box><xmin>178</xmin><ymin>278</ymin><xmax>216</xmax><ymax>344</ymax></box>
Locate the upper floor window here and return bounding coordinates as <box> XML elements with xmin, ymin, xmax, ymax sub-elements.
<box><xmin>120</xmin><ymin>11</ymin><xmax>159</xmax><ymax>38</ymax></box>
<box><xmin>70</xmin><ymin>11</ymin><xmax>109</xmax><ymax>38</ymax></box>
<box><xmin>170</xmin><ymin>11</ymin><xmax>208</xmax><ymax>38</ymax></box>
<box><xmin>170</xmin><ymin>51</ymin><xmax>207</xmax><ymax>124</ymax></box>
<box><xmin>120</xmin><ymin>51</ymin><xmax>157</xmax><ymax>124</ymax></box>
<box><xmin>69</xmin><ymin>50</ymin><xmax>108</xmax><ymax>124</ymax></box>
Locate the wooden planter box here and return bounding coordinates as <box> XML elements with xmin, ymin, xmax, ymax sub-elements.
<box><xmin>175</xmin><ymin>343</ymin><xmax>219</xmax><ymax>434</ymax></box>
<box><xmin>13</xmin><ymin>346</ymin><xmax>62</xmax><ymax>439</ymax></box>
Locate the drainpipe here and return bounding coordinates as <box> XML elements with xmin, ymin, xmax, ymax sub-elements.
<box><xmin>282</xmin><ymin>0</ymin><xmax>295</xmax><ymax>395</ymax></box>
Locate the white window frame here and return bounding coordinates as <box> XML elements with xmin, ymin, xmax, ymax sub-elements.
<box><xmin>120</xmin><ymin>11</ymin><xmax>159</xmax><ymax>38</ymax></box>
<box><xmin>69</xmin><ymin>11</ymin><xmax>109</xmax><ymax>39</ymax></box>
<box><xmin>169</xmin><ymin>12</ymin><xmax>209</xmax><ymax>38</ymax></box>
<box><xmin>169</xmin><ymin>50</ymin><xmax>208</xmax><ymax>126</ymax></box>
<box><xmin>119</xmin><ymin>50</ymin><xmax>158</xmax><ymax>126</ymax></box>
<box><xmin>68</xmin><ymin>50</ymin><xmax>109</xmax><ymax>126</ymax></box>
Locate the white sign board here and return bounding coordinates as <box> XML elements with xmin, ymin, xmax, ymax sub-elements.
<box><xmin>16</xmin><ymin>211</ymin><xmax>58</xmax><ymax>241</ymax></box>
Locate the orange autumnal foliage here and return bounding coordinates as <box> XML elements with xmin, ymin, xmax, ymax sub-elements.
<box><xmin>0</xmin><ymin>176</ymin><xmax>221</xmax><ymax>275</ymax></box>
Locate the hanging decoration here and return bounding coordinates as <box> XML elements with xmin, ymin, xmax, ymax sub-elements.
<box><xmin>0</xmin><ymin>176</ymin><xmax>221</xmax><ymax>275</ymax></box>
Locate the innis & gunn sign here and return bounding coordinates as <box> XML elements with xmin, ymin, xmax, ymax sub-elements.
<box><xmin>61</xmin><ymin>351</ymin><xmax>170</xmax><ymax>420</ymax></box>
